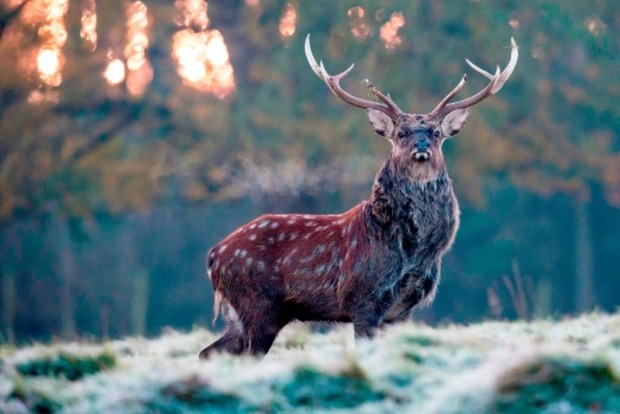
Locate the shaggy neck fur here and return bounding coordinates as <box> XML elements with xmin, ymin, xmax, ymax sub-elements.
<box><xmin>368</xmin><ymin>156</ymin><xmax>459</xmax><ymax>269</ymax></box>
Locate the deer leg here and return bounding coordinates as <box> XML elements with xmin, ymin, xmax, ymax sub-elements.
<box><xmin>244</xmin><ymin>303</ymin><xmax>290</xmax><ymax>356</ymax></box>
<box><xmin>199</xmin><ymin>329</ymin><xmax>247</xmax><ymax>359</ymax></box>
<box><xmin>248</xmin><ymin>330</ymin><xmax>279</xmax><ymax>356</ymax></box>
<box><xmin>381</xmin><ymin>263</ymin><xmax>440</xmax><ymax>327</ymax></box>
<box><xmin>199</xmin><ymin>300</ymin><xmax>248</xmax><ymax>359</ymax></box>
<box><xmin>382</xmin><ymin>310</ymin><xmax>412</xmax><ymax>326</ymax></box>
<box><xmin>351</xmin><ymin>300</ymin><xmax>389</xmax><ymax>340</ymax></box>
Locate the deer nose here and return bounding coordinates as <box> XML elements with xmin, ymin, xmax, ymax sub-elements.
<box><xmin>414</xmin><ymin>139</ymin><xmax>430</xmax><ymax>152</ymax></box>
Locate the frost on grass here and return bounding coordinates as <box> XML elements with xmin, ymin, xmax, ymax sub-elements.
<box><xmin>1</xmin><ymin>313</ymin><xmax>620</xmax><ymax>413</ymax></box>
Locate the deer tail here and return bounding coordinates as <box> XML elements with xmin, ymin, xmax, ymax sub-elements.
<box><xmin>212</xmin><ymin>290</ymin><xmax>223</xmax><ymax>325</ymax></box>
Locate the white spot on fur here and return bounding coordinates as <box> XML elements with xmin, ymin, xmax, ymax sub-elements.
<box><xmin>249</xmin><ymin>234</ymin><xmax>257</xmax><ymax>241</ymax></box>
<box><xmin>249</xmin><ymin>223</ymin><xmax>256</xmax><ymax>230</ymax></box>
<box><xmin>287</xmin><ymin>219</ymin><xmax>297</xmax><ymax>225</ymax></box>
<box><xmin>234</xmin><ymin>249</ymin><xmax>240</xmax><ymax>257</ymax></box>
<box><xmin>218</xmin><ymin>244</ymin><xmax>227</xmax><ymax>254</ymax></box>
<box><xmin>257</xmin><ymin>260</ymin><xmax>266</xmax><ymax>271</ymax></box>
<box><xmin>268</xmin><ymin>237</ymin><xmax>275</xmax><ymax>244</ymax></box>
<box><xmin>278</xmin><ymin>233</ymin><xmax>286</xmax><ymax>242</ymax></box>
<box><xmin>290</xmin><ymin>232</ymin><xmax>298</xmax><ymax>240</ymax></box>
<box><xmin>258</xmin><ymin>220</ymin><xmax>270</xmax><ymax>229</ymax></box>
<box><xmin>305</xmin><ymin>221</ymin><xmax>317</xmax><ymax>227</ymax></box>
<box><xmin>214</xmin><ymin>259</ymin><xmax>220</xmax><ymax>269</ymax></box>
<box><xmin>304</xmin><ymin>234</ymin><xmax>311</xmax><ymax>240</ymax></box>
<box><xmin>270</xmin><ymin>222</ymin><xmax>279</xmax><ymax>229</ymax></box>
<box><xmin>317</xmin><ymin>244</ymin><xmax>326</xmax><ymax>253</ymax></box>
<box><xmin>315</xmin><ymin>265</ymin><xmax>326</xmax><ymax>274</ymax></box>
<box><xmin>240</xmin><ymin>250</ymin><xmax>247</xmax><ymax>258</ymax></box>
<box><xmin>284</xmin><ymin>248</ymin><xmax>298</xmax><ymax>264</ymax></box>
<box><xmin>246</xmin><ymin>258</ymin><xmax>253</xmax><ymax>266</ymax></box>
<box><xmin>351</xmin><ymin>239</ymin><xmax>358</xmax><ymax>249</ymax></box>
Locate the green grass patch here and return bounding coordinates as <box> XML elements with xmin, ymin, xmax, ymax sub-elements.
<box><xmin>491</xmin><ymin>357</ymin><xmax>620</xmax><ymax>413</ymax></box>
<box><xmin>16</xmin><ymin>350</ymin><xmax>116</xmax><ymax>381</ymax></box>
<box><xmin>148</xmin><ymin>375</ymin><xmax>258</xmax><ymax>414</ymax></box>
<box><xmin>400</xmin><ymin>333</ymin><xmax>439</xmax><ymax>347</ymax></box>
<box><xmin>279</xmin><ymin>366</ymin><xmax>386</xmax><ymax>409</ymax></box>
<box><xmin>9</xmin><ymin>380</ymin><xmax>61</xmax><ymax>413</ymax></box>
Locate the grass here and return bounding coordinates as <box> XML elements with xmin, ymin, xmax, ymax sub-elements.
<box><xmin>1</xmin><ymin>312</ymin><xmax>619</xmax><ymax>413</ymax></box>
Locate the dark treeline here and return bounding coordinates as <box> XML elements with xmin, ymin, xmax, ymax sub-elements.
<box><xmin>0</xmin><ymin>0</ymin><xmax>618</xmax><ymax>342</ymax></box>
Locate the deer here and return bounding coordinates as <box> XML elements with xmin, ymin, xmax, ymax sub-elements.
<box><xmin>199</xmin><ymin>36</ymin><xmax>518</xmax><ymax>358</ymax></box>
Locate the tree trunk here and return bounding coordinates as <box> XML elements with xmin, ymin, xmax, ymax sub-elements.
<box><xmin>131</xmin><ymin>269</ymin><xmax>149</xmax><ymax>336</ymax></box>
<box><xmin>575</xmin><ymin>197</ymin><xmax>595</xmax><ymax>312</ymax></box>
<box><xmin>58</xmin><ymin>217</ymin><xmax>77</xmax><ymax>340</ymax></box>
<box><xmin>1</xmin><ymin>264</ymin><xmax>16</xmax><ymax>344</ymax></box>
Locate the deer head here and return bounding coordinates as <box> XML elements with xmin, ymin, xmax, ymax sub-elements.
<box><xmin>305</xmin><ymin>35</ymin><xmax>518</xmax><ymax>181</ymax></box>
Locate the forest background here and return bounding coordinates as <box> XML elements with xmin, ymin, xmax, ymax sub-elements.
<box><xmin>0</xmin><ymin>0</ymin><xmax>618</xmax><ymax>343</ymax></box>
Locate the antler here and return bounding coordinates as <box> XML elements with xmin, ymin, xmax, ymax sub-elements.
<box><xmin>305</xmin><ymin>35</ymin><xmax>404</xmax><ymax>120</ymax></box>
<box><xmin>431</xmin><ymin>38</ymin><xmax>519</xmax><ymax>119</ymax></box>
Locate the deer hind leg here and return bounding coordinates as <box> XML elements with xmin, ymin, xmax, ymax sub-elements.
<box><xmin>243</xmin><ymin>302</ymin><xmax>290</xmax><ymax>356</ymax></box>
<box><xmin>198</xmin><ymin>329</ymin><xmax>246</xmax><ymax>359</ymax></box>
<box><xmin>199</xmin><ymin>301</ymin><xmax>247</xmax><ymax>359</ymax></box>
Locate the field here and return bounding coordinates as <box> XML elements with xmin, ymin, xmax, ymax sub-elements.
<box><xmin>1</xmin><ymin>312</ymin><xmax>619</xmax><ymax>413</ymax></box>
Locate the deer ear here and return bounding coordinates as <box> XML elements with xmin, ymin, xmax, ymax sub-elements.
<box><xmin>367</xmin><ymin>109</ymin><xmax>395</xmax><ymax>140</ymax></box>
<box><xmin>441</xmin><ymin>108</ymin><xmax>471</xmax><ymax>138</ymax></box>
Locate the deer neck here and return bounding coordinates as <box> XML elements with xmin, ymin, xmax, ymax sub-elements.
<box><xmin>367</xmin><ymin>158</ymin><xmax>458</xmax><ymax>263</ymax></box>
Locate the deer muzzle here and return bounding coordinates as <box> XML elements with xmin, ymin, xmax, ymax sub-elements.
<box><xmin>412</xmin><ymin>134</ymin><xmax>432</xmax><ymax>161</ymax></box>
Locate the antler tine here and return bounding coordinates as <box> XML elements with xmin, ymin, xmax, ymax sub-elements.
<box><xmin>305</xmin><ymin>35</ymin><xmax>403</xmax><ymax>120</ymax></box>
<box><xmin>430</xmin><ymin>74</ymin><xmax>467</xmax><ymax>115</ymax></box>
<box><xmin>432</xmin><ymin>38</ymin><xmax>519</xmax><ymax>119</ymax></box>
<box><xmin>363</xmin><ymin>80</ymin><xmax>404</xmax><ymax>118</ymax></box>
<box><xmin>466</xmin><ymin>37</ymin><xmax>519</xmax><ymax>94</ymax></box>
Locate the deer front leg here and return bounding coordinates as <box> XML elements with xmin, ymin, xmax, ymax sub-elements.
<box><xmin>352</xmin><ymin>311</ymin><xmax>381</xmax><ymax>340</ymax></box>
<box><xmin>351</xmin><ymin>293</ymin><xmax>397</xmax><ymax>340</ymax></box>
<box><xmin>381</xmin><ymin>261</ymin><xmax>441</xmax><ymax>327</ymax></box>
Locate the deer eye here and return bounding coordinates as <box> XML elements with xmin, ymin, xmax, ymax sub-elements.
<box><xmin>397</xmin><ymin>131</ymin><xmax>405</xmax><ymax>139</ymax></box>
<box><xmin>433</xmin><ymin>130</ymin><xmax>440</xmax><ymax>138</ymax></box>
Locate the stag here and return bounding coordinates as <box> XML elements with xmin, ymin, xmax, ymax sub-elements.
<box><xmin>199</xmin><ymin>36</ymin><xmax>518</xmax><ymax>358</ymax></box>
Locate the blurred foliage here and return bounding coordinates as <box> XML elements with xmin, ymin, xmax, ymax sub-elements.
<box><xmin>0</xmin><ymin>0</ymin><xmax>618</xmax><ymax>341</ymax></box>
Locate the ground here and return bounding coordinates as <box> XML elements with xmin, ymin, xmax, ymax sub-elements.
<box><xmin>1</xmin><ymin>312</ymin><xmax>619</xmax><ymax>413</ymax></box>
